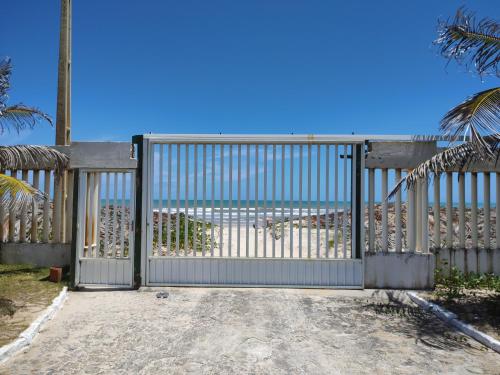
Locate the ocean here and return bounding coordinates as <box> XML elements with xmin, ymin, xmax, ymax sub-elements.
<box><xmin>102</xmin><ymin>199</ymin><xmax>494</xmax><ymax>225</ymax></box>
<box><xmin>151</xmin><ymin>200</ymin><xmax>346</xmax><ymax>225</ymax></box>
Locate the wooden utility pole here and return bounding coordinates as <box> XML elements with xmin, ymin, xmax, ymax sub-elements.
<box><xmin>55</xmin><ymin>0</ymin><xmax>72</xmax><ymax>244</ymax></box>
<box><xmin>56</xmin><ymin>0</ymin><xmax>71</xmax><ymax>145</ymax></box>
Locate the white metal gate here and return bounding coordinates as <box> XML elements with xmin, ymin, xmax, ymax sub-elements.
<box><xmin>74</xmin><ymin>169</ymin><xmax>136</xmax><ymax>287</ymax></box>
<box><xmin>140</xmin><ymin>135</ymin><xmax>365</xmax><ymax>288</ymax></box>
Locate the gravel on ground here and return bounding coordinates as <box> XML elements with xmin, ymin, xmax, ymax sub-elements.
<box><xmin>1</xmin><ymin>288</ymin><xmax>499</xmax><ymax>375</ymax></box>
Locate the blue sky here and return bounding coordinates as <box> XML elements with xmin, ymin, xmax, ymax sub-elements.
<box><xmin>2</xmin><ymin>0</ymin><xmax>499</xmax><ymax>147</ymax></box>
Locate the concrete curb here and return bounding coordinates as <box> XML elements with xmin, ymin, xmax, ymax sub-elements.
<box><xmin>0</xmin><ymin>286</ymin><xmax>68</xmax><ymax>364</ymax></box>
<box><xmin>407</xmin><ymin>291</ymin><xmax>500</xmax><ymax>354</ymax></box>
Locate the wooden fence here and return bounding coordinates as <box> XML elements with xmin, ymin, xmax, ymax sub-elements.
<box><xmin>0</xmin><ymin>169</ymin><xmax>72</xmax><ymax>244</ymax></box>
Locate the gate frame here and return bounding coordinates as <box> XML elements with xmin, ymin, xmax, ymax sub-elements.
<box><xmin>70</xmin><ymin>168</ymin><xmax>81</xmax><ymax>289</ymax></box>
<box><xmin>71</xmin><ymin>167</ymin><xmax>137</xmax><ymax>289</ymax></box>
<box><xmin>135</xmin><ymin>134</ymin><xmax>366</xmax><ymax>288</ymax></box>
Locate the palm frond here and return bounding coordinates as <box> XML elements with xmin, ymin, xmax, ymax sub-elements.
<box><xmin>435</xmin><ymin>7</ymin><xmax>500</xmax><ymax>77</ymax></box>
<box><xmin>440</xmin><ymin>87</ymin><xmax>500</xmax><ymax>158</ymax></box>
<box><xmin>0</xmin><ymin>145</ymin><xmax>68</xmax><ymax>173</ymax></box>
<box><xmin>0</xmin><ymin>173</ymin><xmax>44</xmax><ymax>211</ymax></box>
<box><xmin>0</xmin><ymin>58</ymin><xmax>11</xmax><ymax>104</ymax></box>
<box><xmin>0</xmin><ymin>104</ymin><xmax>53</xmax><ymax>134</ymax></box>
<box><xmin>388</xmin><ymin>138</ymin><xmax>499</xmax><ymax>200</ymax></box>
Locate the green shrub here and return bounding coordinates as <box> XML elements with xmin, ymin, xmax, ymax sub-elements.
<box><xmin>153</xmin><ymin>213</ymin><xmax>214</xmax><ymax>252</ymax></box>
<box><xmin>434</xmin><ymin>265</ymin><xmax>500</xmax><ymax>300</ymax></box>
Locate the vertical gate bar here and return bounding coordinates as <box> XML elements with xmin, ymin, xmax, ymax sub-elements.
<box><xmin>497</xmin><ymin>173</ymin><xmax>500</xmax><ymax>249</ymax></box>
<box><xmin>272</xmin><ymin>144</ymin><xmax>276</xmax><ymax>258</ymax></box>
<box><xmin>458</xmin><ymin>173</ymin><xmax>465</xmax><ymax>249</ymax></box>
<box><xmin>94</xmin><ymin>174</ymin><xmax>101</xmax><ymax>256</ymax></box>
<box><xmin>92</xmin><ymin>174</ymin><xmax>99</xmax><ymax>256</ymax></box>
<box><xmin>79</xmin><ymin>173</ymin><xmax>88</xmax><ymax>281</ymax></box>
<box><xmin>0</xmin><ymin>169</ymin><xmax>4</xmax><ymax>242</ymax></box>
<box><xmin>220</xmin><ymin>144</ymin><xmax>225</xmax><ymax>256</ymax></box>
<box><xmin>128</xmin><ymin>171</ymin><xmax>135</xmax><ymax>258</ymax></box>
<box><xmin>381</xmin><ymin>169</ymin><xmax>388</xmax><ymax>251</ymax></box>
<box><xmin>167</xmin><ymin>144</ymin><xmax>172</xmax><ymax>255</ymax></box>
<box><xmin>193</xmin><ymin>145</ymin><xmax>198</xmax><ymax>255</ymax></box>
<box><xmin>351</xmin><ymin>144</ymin><xmax>357</xmax><ymax>258</ymax></box>
<box><xmin>20</xmin><ymin>170</ymin><xmax>29</xmax><ymax>242</ymax></box>
<box><xmin>421</xmin><ymin>177</ymin><xmax>429</xmax><ymax>253</ymax></box>
<box><xmin>368</xmin><ymin>168</ymin><xmax>375</xmax><ymax>251</ymax></box>
<box><xmin>81</xmin><ymin>172</ymin><xmax>88</xmax><ymax>259</ymax></box>
<box><xmin>471</xmin><ymin>172</ymin><xmax>478</xmax><ymax>249</ymax></box>
<box><xmin>31</xmin><ymin>170</ymin><xmax>40</xmax><ymax>242</ymax></box>
<box><xmin>446</xmin><ymin>172</ymin><xmax>453</xmax><ymax>249</ymax></box>
<box><xmin>238</xmin><ymin>144</ymin><xmax>242</xmax><ymax>257</ymax></box>
<box><xmin>316</xmin><ymin>145</ymin><xmax>321</xmax><ymax>258</ymax></box>
<box><xmin>246</xmin><ymin>144</ymin><xmax>250</xmax><ymax>257</ymax></box>
<box><xmin>149</xmin><ymin>144</ymin><xmax>155</xmax><ymax>261</ymax></box>
<box><xmin>176</xmin><ymin>144</ymin><xmax>181</xmax><ymax>256</ymax></box>
<box><xmin>228</xmin><ymin>145</ymin><xmax>233</xmax><ymax>257</ymax></box>
<box><xmin>82</xmin><ymin>173</ymin><xmax>89</xmax><ymax>255</ymax></box>
<box><xmin>290</xmin><ymin>145</ymin><xmax>294</xmax><ymax>258</ymax></box>
<box><xmin>185</xmin><ymin>144</ymin><xmax>189</xmax><ymax>255</ymax></box>
<box><xmin>433</xmin><ymin>173</ymin><xmax>440</xmax><ymax>249</ymax></box>
<box><xmin>201</xmin><ymin>144</ymin><xmax>206</xmax><ymax>256</ymax></box>
<box><xmin>104</xmin><ymin>173</ymin><xmax>110</xmax><ymax>256</ymax></box>
<box><xmin>9</xmin><ymin>170</ymin><xmax>17</xmax><ymax>242</ymax></box>
<box><xmin>86</xmin><ymin>173</ymin><xmax>94</xmax><ymax>257</ymax></box>
<box><xmin>158</xmin><ymin>145</ymin><xmax>163</xmax><ymax>255</ymax></box>
<box><xmin>406</xmin><ymin>172</ymin><xmax>411</xmax><ymax>248</ymax></box>
<box><xmin>121</xmin><ymin>172</ymin><xmax>126</xmax><ymax>256</ymax></box>
<box><xmin>145</xmin><ymin>144</ymin><xmax>154</xmax><ymax>269</ymax></box>
<box><xmin>281</xmin><ymin>145</ymin><xmax>285</xmax><ymax>258</ymax></box>
<box><xmin>325</xmin><ymin>146</ymin><xmax>329</xmax><ymax>258</ymax></box>
<box><xmin>359</xmin><ymin>143</ymin><xmax>365</xmax><ymax>257</ymax></box>
<box><xmin>69</xmin><ymin>169</ymin><xmax>81</xmax><ymax>288</ymax></box>
<box><xmin>342</xmin><ymin>145</ymin><xmax>347</xmax><ymax>258</ymax></box>
<box><xmin>263</xmin><ymin>145</ymin><xmax>267</xmax><ymax>258</ymax></box>
<box><xmin>210</xmin><ymin>145</ymin><xmax>215</xmax><ymax>256</ymax></box>
<box><xmin>112</xmin><ymin>172</ymin><xmax>118</xmax><ymax>257</ymax></box>
<box><xmin>307</xmin><ymin>144</ymin><xmax>312</xmax><ymax>258</ymax></box>
<box><xmin>334</xmin><ymin>145</ymin><xmax>339</xmax><ymax>257</ymax></box>
<box><xmin>484</xmin><ymin>172</ymin><xmax>491</xmax><ymax>249</ymax></box>
<box><xmin>43</xmin><ymin>170</ymin><xmax>51</xmax><ymax>243</ymax></box>
<box><xmin>254</xmin><ymin>144</ymin><xmax>259</xmax><ymax>257</ymax></box>
<box><xmin>298</xmin><ymin>145</ymin><xmax>303</xmax><ymax>258</ymax></box>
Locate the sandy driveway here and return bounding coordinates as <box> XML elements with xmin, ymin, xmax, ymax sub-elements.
<box><xmin>1</xmin><ymin>288</ymin><xmax>498</xmax><ymax>374</ymax></box>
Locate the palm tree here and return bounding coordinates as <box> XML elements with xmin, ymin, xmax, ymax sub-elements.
<box><xmin>389</xmin><ymin>8</ymin><xmax>499</xmax><ymax>198</ymax></box>
<box><xmin>0</xmin><ymin>57</ymin><xmax>68</xmax><ymax>209</ymax></box>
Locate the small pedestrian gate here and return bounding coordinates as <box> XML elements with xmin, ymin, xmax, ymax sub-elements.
<box><xmin>138</xmin><ymin>135</ymin><xmax>365</xmax><ymax>288</ymax></box>
<box><xmin>73</xmin><ymin>169</ymin><xmax>136</xmax><ymax>288</ymax></box>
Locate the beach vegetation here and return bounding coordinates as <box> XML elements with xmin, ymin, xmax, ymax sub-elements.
<box><xmin>153</xmin><ymin>212</ymin><xmax>214</xmax><ymax>252</ymax></box>
<box><xmin>435</xmin><ymin>266</ymin><xmax>500</xmax><ymax>300</ymax></box>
